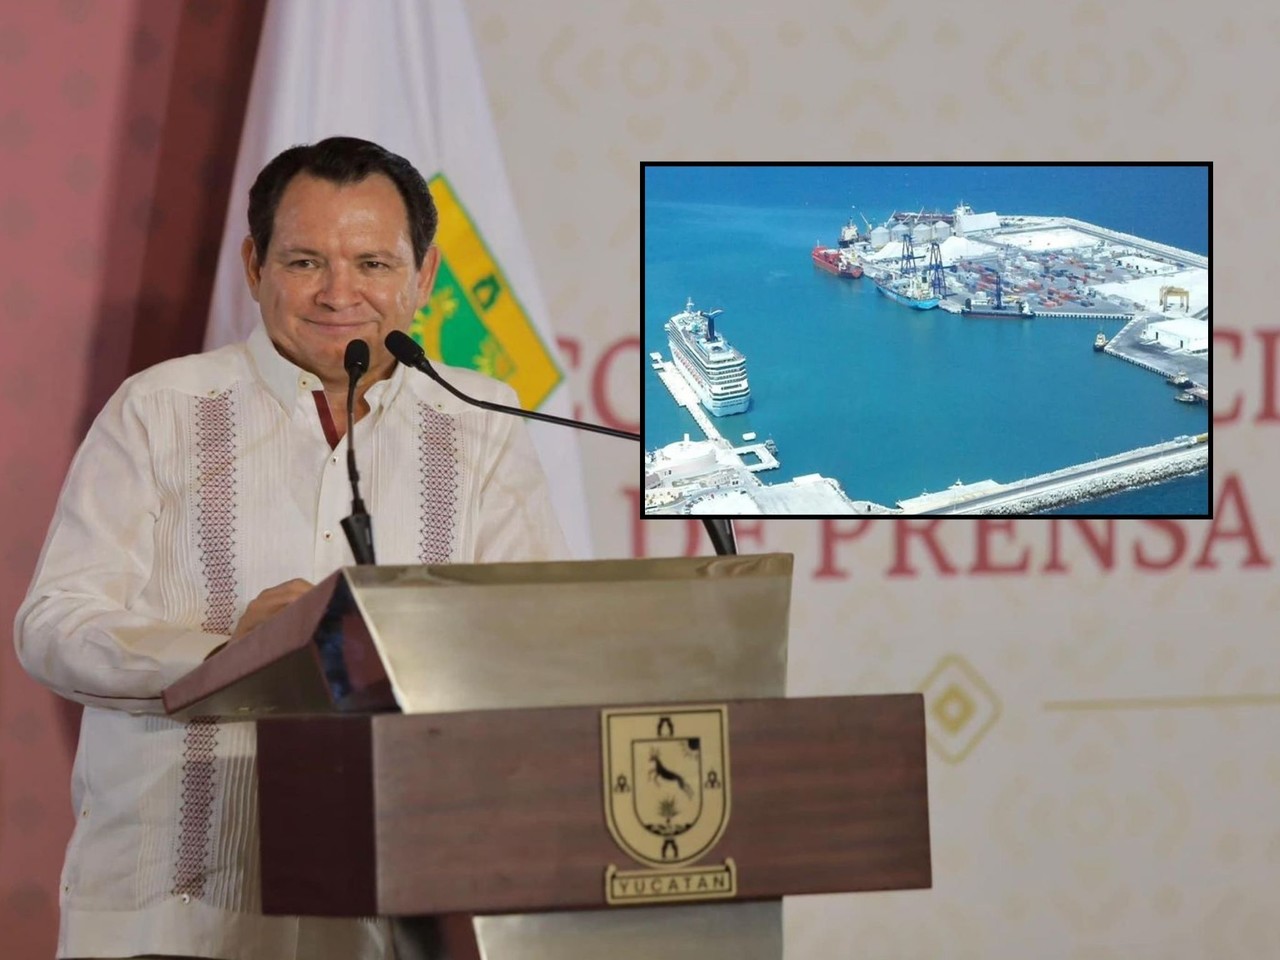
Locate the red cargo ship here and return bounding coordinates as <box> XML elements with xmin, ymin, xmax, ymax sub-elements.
<box><xmin>811</xmin><ymin>245</ymin><xmax>863</xmax><ymax>279</ymax></box>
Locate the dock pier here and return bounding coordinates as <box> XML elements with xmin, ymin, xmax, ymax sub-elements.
<box><xmin>653</xmin><ymin>359</ymin><xmax>724</xmax><ymax>444</ymax></box>
<box><xmin>650</xmin><ymin>358</ymin><xmax>781</xmax><ymax>470</ymax></box>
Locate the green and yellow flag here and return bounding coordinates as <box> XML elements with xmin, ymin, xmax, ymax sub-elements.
<box><xmin>410</xmin><ymin>175</ymin><xmax>561</xmax><ymax>412</ymax></box>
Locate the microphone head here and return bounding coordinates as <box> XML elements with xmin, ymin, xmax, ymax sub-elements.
<box><xmin>343</xmin><ymin>338</ymin><xmax>370</xmax><ymax>376</ymax></box>
<box><xmin>384</xmin><ymin>329</ymin><xmax>426</xmax><ymax>367</ymax></box>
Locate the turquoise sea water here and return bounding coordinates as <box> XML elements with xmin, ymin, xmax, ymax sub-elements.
<box><xmin>642</xmin><ymin>165</ymin><xmax>1210</xmax><ymax>515</ymax></box>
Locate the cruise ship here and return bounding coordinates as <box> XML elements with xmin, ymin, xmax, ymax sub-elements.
<box><xmin>665</xmin><ymin>298</ymin><xmax>750</xmax><ymax>416</ymax></box>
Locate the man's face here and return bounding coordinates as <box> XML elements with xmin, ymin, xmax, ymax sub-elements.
<box><xmin>242</xmin><ymin>172</ymin><xmax>438</xmax><ymax>389</ymax></box>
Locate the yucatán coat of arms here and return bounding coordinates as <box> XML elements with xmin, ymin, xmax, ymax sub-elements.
<box><xmin>601</xmin><ymin>705</ymin><xmax>736</xmax><ymax>905</ymax></box>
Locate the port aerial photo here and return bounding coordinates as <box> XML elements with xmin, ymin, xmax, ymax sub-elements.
<box><xmin>642</xmin><ymin>163</ymin><xmax>1210</xmax><ymax>518</ymax></box>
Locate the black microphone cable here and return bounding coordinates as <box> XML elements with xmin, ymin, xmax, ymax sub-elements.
<box><xmin>385</xmin><ymin>330</ymin><xmax>640</xmax><ymax>441</ymax></box>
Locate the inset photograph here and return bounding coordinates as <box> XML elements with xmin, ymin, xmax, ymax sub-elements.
<box><xmin>642</xmin><ymin>163</ymin><xmax>1210</xmax><ymax>518</ymax></box>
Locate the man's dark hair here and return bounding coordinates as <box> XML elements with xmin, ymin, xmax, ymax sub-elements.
<box><xmin>247</xmin><ymin>136</ymin><xmax>438</xmax><ymax>267</ymax></box>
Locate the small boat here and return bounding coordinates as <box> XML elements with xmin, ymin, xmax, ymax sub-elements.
<box><xmin>1093</xmin><ymin>332</ymin><xmax>1107</xmax><ymax>351</ymax></box>
<box><xmin>1174</xmin><ymin>391</ymin><xmax>1199</xmax><ymax>404</ymax></box>
<box><xmin>1166</xmin><ymin>370</ymin><xmax>1192</xmax><ymax>387</ymax></box>
<box><xmin>742</xmin><ymin>432</ymin><xmax>757</xmax><ymax>442</ymax></box>
<box><xmin>964</xmin><ymin>299</ymin><xmax>1030</xmax><ymax>319</ymax></box>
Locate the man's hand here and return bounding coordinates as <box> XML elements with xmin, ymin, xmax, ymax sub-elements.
<box><xmin>229</xmin><ymin>579</ymin><xmax>314</xmax><ymax>642</ymax></box>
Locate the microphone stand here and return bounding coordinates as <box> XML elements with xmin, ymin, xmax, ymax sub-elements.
<box><xmin>340</xmin><ymin>343</ymin><xmax>376</xmax><ymax>565</ymax></box>
<box><xmin>703</xmin><ymin>518</ymin><xmax>737</xmax><ymax>557</ymax></box>
<box><xmin>417</xmin><ymin>353</ymin><xmax>637</xmax><ymax>440</ymax></box>
<box><xmin>384</xmin><ymin>331</ymin><xmax>736</xmax><ymax>555</ymax></box>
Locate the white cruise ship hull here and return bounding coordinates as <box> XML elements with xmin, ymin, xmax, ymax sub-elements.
<box><xmin>670</xmin><ymin>349</ymin><xmax>750</xmax><ymax>415</ymax></box>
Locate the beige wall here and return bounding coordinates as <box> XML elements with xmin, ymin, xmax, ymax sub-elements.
<box><xmin>0</xmin><ymin>2</ymin><xmax>263</xmax><ymax>954</ymax></box>
<box><xmin>471</xmin><ymin>1</ymin><xmax>1273</xmax><ymax>956</ymax></box>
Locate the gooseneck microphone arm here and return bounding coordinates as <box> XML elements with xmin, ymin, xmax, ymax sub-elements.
<box><xmin>339</xmin><ymin>339</ymin><xmax>377</xmax><ymax>565</ymax></box>
<box><xmin>384</xmin><ymin>330</ymin><xmax>736</xmax><ymax>556</ymax></box>
<box><xmin>384</xmin><ymin>330</ymin><xmax>640</xmax><ymax>441</ymax></box>
<box><xmin>703</xmin><ymin>518</ymin><xmax>737</xmax><ymax>557</ymax></box>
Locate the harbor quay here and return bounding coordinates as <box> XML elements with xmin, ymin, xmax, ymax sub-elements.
<box><xmin>644</xmin><ymin>206</ymin><xmax>1208</xmax><ymax>517</ymax></box>
<box><xmin>645</xmin><ymin>360</ymin><xmax>1206</xmax><ymax>517</ymax></box>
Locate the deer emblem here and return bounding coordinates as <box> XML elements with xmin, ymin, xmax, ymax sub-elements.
<box><xmin>648</xmin><ymin>746</ymin><xmax>694</xmax><ymax>798</ymax></box>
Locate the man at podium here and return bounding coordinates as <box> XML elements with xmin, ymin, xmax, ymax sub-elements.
<box><xmin>14</xmin><ymin>137</ymin><xmax>567</xmax><ymax>959</ymax></box>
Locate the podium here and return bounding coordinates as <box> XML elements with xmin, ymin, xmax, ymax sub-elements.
<box><xmin>164</xmin><ymin>554</ymin><xmax>931</xmax><ymax>959</ymax></box>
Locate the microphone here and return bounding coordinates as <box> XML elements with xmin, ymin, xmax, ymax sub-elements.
<box><xmin>385</xmin><ymin>331</ymin><xmax>736</xmax><ymax>555</ymax></box>
<box><xmin>339</xmin><ymin>339</ymin><xmax>376</xmax><ymax>565</ymax></box>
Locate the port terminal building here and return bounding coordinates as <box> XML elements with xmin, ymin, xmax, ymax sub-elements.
<box><xmin>856</xmin><ymin>206</ymin><xmax>1208</xmax><ymax>321</ymax></box>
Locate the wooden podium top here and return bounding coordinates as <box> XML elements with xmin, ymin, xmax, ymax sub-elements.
<box><xmin>163</xmin><ymin>555</ymin><xmax>795</xmax><ymax>719</ymax></box>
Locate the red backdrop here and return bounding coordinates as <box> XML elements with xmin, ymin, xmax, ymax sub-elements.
<box><xmin>0</xmin><ymin>2</ymin><xmax>264</xmax><ymax>953</ymax></box>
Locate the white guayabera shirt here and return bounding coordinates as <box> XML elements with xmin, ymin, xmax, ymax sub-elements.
<box><xmin>15</xmin><ymin>323</ymin><xmax>567</xmax><ymax>960</ymax></box>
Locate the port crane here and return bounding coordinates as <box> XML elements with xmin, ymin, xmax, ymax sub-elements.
<box><xmin>1159</xmin><ymin>285</ymin><xmax>1190</xmax><ymax>311</ymax></box>
<box><xmin>926</xmin><ymin>241</ymin><xmax>946</xmax><ymax>297</ymax></box>
<box><xmin>899</xmin><ymin>232</ymin><xmax>918</xmax><ymax>276</ymax></box>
